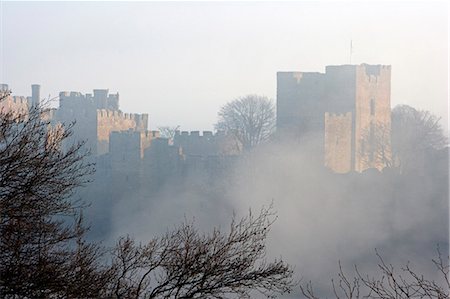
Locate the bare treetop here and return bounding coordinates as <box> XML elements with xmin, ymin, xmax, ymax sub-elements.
<box><xmin>108</xmin><ymin>206</ymin><xmax>295</xmax><ymax>298</ymax></box>
<box><xmin>216</xmin><ymin>95</ymin><xmax>276</xmax><ymax>151</ymax></box>
<box><xmin>300</xmin><ymin>247</ymin><xmax>449</xmax><ymax>299</ymax></box>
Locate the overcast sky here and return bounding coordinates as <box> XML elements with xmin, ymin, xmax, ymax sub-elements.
<box><xmin>1</xmin><ymin>1</ymin><xmax>448</xmax><ymax>131</ymax></box>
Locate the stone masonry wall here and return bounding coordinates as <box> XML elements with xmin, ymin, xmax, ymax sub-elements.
<box><xmin>96</xmin><ymin>110</ymin><xmax>148</xmax><ymax>155</ymax></box>
<box><xmin>0</xmin><ymin>96</ymin><xmax>29</xmax><ymax>115</ymax></box>
<box><xmin>276</xmin><ymin>71</ymin><xmax>326</xmax><ymax>138</ymax></box>
<box><xmin>324</xmin><ymin>112</ymin><xmax>353</xmax><ymax>173</ymax></box>
<box><xmin>354</xmin><ymin>65</ymin><xmax>391</xmax><ymax>172</ymax></box>
<box><xmin>0</xmin><ymin>84</ymin><xmax>30</xmax><ymax>115</ymax></box>
<box><xmin>174</xmin><ymin>130</ymin><xmax>241</xmax><ymax>157</ymax></box>
<box><xmin>58</xmin><ymin>90</ymin><xmax>148</xmax><ymax>156</ymax></box>
<box><xmin>277</xmin><ymin>64</ymin><xmax>391</xmax><ymax>173</ymax></box>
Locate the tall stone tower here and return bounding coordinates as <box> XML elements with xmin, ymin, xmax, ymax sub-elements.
<box><xmin>277</xmin><ymin>64</ymin><xmax>391</xmax><ymax>173</ymax></box>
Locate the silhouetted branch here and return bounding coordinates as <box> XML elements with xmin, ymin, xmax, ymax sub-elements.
<box><xmin>300</xmin><ymin>247</ymin><xmax>449</xmax><ymax>299</ymax></box>
<box><xmin>107</xmin><ymin>205</ymin><xmax>295</xmax><ymax>298</ymax></box>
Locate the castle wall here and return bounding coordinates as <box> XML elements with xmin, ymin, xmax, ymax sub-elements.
<box><xmin>57</xmin><ymin>90</ymin><xmax>148</xmax><ymax>155</ymax></box>
<box><xmin>96</xmin><ymin>110</ymin><xmax>148</xmax><ymax>155</ymax></box>
<box><xmin>109</xmin><ymin>130</ymin><xmax>159</xmax><ymax>166</ymax></box>
<box><xmin>276</xmin><ymin>72</ymin><xmax>326</xmax><ymax>138</ymax></box>
<box><xmin>324</xmin><ymin>65</ymin><xmax>357</xmax><ymax>113</ymax></box>
<box><xmin>109</xmin><ymin>130</ymin><xmax>142</xmax><ymax>164</ymax></box>
<box><xmin>106</xmin><ymin>130</ymin><xmax>159</xmax><ymax>195</ymax></box>
<box><xmin>141</xmin><ymin>130</ymin><xmax>159</xmax><ymax>159</ymax></box>
<box><xmin>58</xmin><ymin>91</ymin><xmax>99</xmax><ymax>153</ymax></box>
<box><xmin>324</xmin><ymin>112</ymin><xmax>353</xmax><ymax>173</ymax></box>
<box><xmin>0</xmin><ymin>95</ymin><xmax>29</xmax><ymax>115</ymax></box>
<box><xmin>0</xmin><ymin>84</ymin><xmax>30</xmax><ymax>115</ymax></box>
<box><xmin>173</xmin><ymin>130</ymin><xmax>241</xmax><ymax>157</ymax></box>
<box><xmin>215</xmin><ymin>131</ymin><xmax>242</xmax><ymax>155</ymax></box>
<box><xmin>0</xmin><ymin>84</ymin><xmax>51</xmax><ymax>121</ymax></box>
<box><xmin>144</xmin><ymin>138</ymin><xmax>183</xmax><ymax>187</ymax></box>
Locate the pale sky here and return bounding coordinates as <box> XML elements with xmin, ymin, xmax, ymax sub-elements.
<box><xmin>1</xmin><ymin>1</ymin><xmax>448</xmax><ymax>131</ymax></box>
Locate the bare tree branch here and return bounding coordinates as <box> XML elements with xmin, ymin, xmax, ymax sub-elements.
<box><xmin>107</xmin><ymin>205</ymin><xmax>295</xmax><ymax>298</ymax></box>
<box><xmin>0</xmin><ymin>96</ymin><xmax>110</xmax><ymax>298</ymax></box>
<box><xmin>215</xmin><ymin>95</ymin><xmax>276</xmax><ymax>151</ymax></box>
<box><xmin>300</xmin><ymin>247</ymin><xmax>449</xmax><ymax>299</ymax></box>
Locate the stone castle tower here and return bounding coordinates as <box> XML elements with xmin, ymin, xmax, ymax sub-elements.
<box><xmin>277</xmin><ymin>64</ymin><xmax>391</xmax><ymax>173</ymax></box>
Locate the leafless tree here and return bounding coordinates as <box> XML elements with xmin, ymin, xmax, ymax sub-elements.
<box><xmin>300</xmin><ymin>247</ymin><xmax>449</xmax><ymax>299</ymax></box>
<box><xmin>216</xmin><ymin>95</ymin><xmax>276</xmax><ymax>151</ymax></box>
<box><xmin>299</xmin><ymin>261</ymin><xmax>361</xmax><ymax>299</ymax></box>
<box><xmin>357</xmin><ymin>122</ymin><xmax>393</xmax><ymax>172</ymax></box>
<box><xmin>105</xmin><ymin>206</ymin><xmax>295</xmax><ymax>298</ymax></box>
<box><xmin>0</xmin><ymin>90</ymin><xmax>111</xmax><ymax>298</ymax></box>
<box><xmin>391</xmin><ymin>105</ymin><xmax>447</xmax><ymax>172</ymax></box>
<box><xmin>158</xmin><ymin>125</ymin><xmax>180</xmax><ymax>143</ymax></box>
<box><xmin>358</xmin><ymin>106</ymin><xmax>447</xmax><ymax>173</ymax></box>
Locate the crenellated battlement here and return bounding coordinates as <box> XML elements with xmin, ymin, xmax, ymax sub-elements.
<box><xmin>56</xmin><ymin>88</ymin><xmax>149</xmax><ymax>155</ymax></box>
<box><xmin>59</xmin><ymin>89</ymin><xmax>120</xmax><ymax>111</ymax></box>
<box><xmin>175</xmin><ymin>130</ymin><xmax>216</xmax><ymax>138</ymax></box>
<box><xmin>143</xmin><ymin>130</ymin><xmax>160</xmax><ymax>138</ymax></box>
<box><xmin>277</xmin><ymin>71</ymin><xmax>325</xmax><ymax>85</ymax></box>
<box><xmin>134</xmin><ymin>113</ymin><xmax>148</xmax><ymax>126</ymax></box>
<box><xmin>96</xmin><ymin>109</ymin><xmax>148</xmax><ymax>155</ymax></box>
<box><xmin>95</xmin><ymin>109</ymin><xmax>148</xmax><ymax>124</ymax></box>
<box><xmin>361</xmin><ymin>63</ymin><xmax>390</xmax><ymax>76</ymax></box>
<box><xmin>173</xmin><ymin>129</ymin><xmax>241</xmax><ymax>157</ymax></box>
<box><xmin>110</xmin><ymin>129</ymin><xmax>158</xmax><ymax>137</ymax></box>
<box><xmin>0</xmin><ymin>84</ymin><xmax>40</xmax><ymax>115</ymax></box>
<box><xmin>357</xmin><ymin>64</ymin><xmax>391</xmax><ymax>83</ymax></box>
<box><xmin>325</xmin><ymin>112</ymin><xmax>352</xmax><ymax>119</ymax></box>
<box><xmin>11</xmin><ymin>96</ymin><xmax>29</xmax><ymax>105</ymax></box>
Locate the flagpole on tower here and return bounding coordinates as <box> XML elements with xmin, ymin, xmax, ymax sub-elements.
<box><xmin>350</xmin><ymin>39</ymin><xmax>353</xmax><ymax>64</ymax></box>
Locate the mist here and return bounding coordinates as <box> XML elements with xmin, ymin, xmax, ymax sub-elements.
<box><xmin>1</xmin><ymin>1</ymin><xmax>448</xmax><ymax>298</ymax></box>
<box><xmin>76</xmin><ymin>129</ymin><xmax>448</xmax><ymax>297</ymax></box>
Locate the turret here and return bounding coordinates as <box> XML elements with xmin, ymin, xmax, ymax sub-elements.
<box><xmin>31</xmin><ymin>84</ymin><xmax>41</xmax><ymax>106</ymax></box>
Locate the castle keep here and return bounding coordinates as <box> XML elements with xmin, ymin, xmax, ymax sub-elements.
<box><xmin>277</xmin><ymin>64</ymin><xmax>391</xmax><ymax>173</ymax></box>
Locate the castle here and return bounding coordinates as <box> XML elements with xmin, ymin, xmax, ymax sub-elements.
<box><xmin>57</xmin><ymin>89</ymin><xmax>149</xmax><ymax>156</ymax></box>
<box><xmin>277</xmin><ymin>63</ymin><xmax>391</xmax><ymax>173</ymax></box>
<box><xmin>1</xmin><ymin>63</ymin><xmax>391</xmax><ymax>177</ymax></box>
